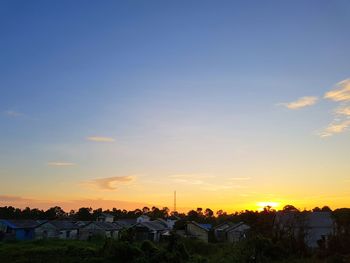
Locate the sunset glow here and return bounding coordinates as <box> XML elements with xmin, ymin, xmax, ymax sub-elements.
<box><xmin>256</xmin><ymin>202</ymin><xmax>281</xmax><ymax>211</ymax></box>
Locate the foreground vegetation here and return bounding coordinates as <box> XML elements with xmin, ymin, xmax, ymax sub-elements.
<box><xmin>1</xmin><ymin>205</ymin><xmax>350</xmax><ymax>262</ymax></box>
<box><xmin>0</xmin><ymin>236</ymin><xmax>348</xmax><ymax>263</ymax></box>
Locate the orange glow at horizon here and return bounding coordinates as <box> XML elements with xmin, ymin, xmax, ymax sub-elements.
<box><xmin>256</xmin><ymin>201</ymin><xmax>281</xmax><ymax>211</ymax></box>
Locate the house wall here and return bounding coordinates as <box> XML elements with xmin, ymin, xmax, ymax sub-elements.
<box><xmin>58</xmin><ymin>229</ymin><xmax>78</xmax><ymax>239</ymax></box>
<box><xmin>306</xmin><ymin>227</ymin><xmax>333</xmax><ymax>248</ymax></box>
<box><xmin>134</xmin><ymin>229</ymin><xmax>150</xmax><ymax>241</ymax></box>
<box><xmin>16</xmin><ymin>229</ymin><xmax>34</xmax><ymax>241</ymax></box>
<box><xmin>105</xmin><ymin>217</ymin><xmax>114</xmax><ymax>223</ymax></box>
<box><xmin>105</xmin><ymin>230</ymin><xmax>119</xmax><ymax>239</ymax></box>
<box><xmin>79</xmin><ymin>224</ymin><xmax>104</xmax><ymax>240</ymax></box>
<box><xmin>214</xmin><ymin>224</ymin><xmax>231</xmax><ymax>242</ymax></box>
<box><xmin>227</xmin><ymin>224</ymin><xmax>250</xmax><ymax>243</ymax></box>
<box><xmin>35</xmin><ymin>225</ymin><xmax>58</xmax><ymax>239</ymax></box>
<box><xmin>186</xmin><ymin>223</ymin><xmax>208</xmax><ymax>243</ymax></box>
<box><xmin>227</xmin><ymin>230</ymin><xmax>242</xmax><ymax>243</ymax></box>
<box><xmin>98</xmin><ymin>216</ymin><xmax>114</xmax><ymax>222</ymax></box>
<box><xmin>166</xmin><ymin>219</ymin><xmax>177</xmax><ymax>230</ymax></box>
<box><xmin>137</xmin><ymin>216</ymin><xmax>150</xmax><ymax>223</ymax></box>
<box><xmin>35</xmin><ymin>224</ymin><xmax>78</xmax><ymax>239</ymax></box>
<box><xmin>215</xmin><ymin>229</ymin><xmax>226</xmax><ymax>242</ymax></box>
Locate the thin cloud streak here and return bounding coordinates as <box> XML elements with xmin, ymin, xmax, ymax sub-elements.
<box><xmin>335</xmin><ymin>106</ymin><xmax>350</xmax><ymax>116</ymax></box>
<box><xmin>281</xmin><ymin>96</ymin><xmax>318</xmax><ymax>110</ymax></box>
<box><xmin>86</xmin><ymin>176</ymin><xmax>135</xmax><ymax>190</ymax></box>
<box><xmin>86</xmin><ymin>136</ymin><xmax>115</xmax><ymax>142</ymax></box>
<box><xmin>3</xmin><ymin>110</ymin><xmax>24</xmax><ymax>117</ymax></box>
<box><xmin>324</xmin><ymin>79</ymin><xmax>350</xmax><ymax>102</ymax></box>
<box><xmin>230</xmin><ymin>177</ymin><xmax>251</xmax><ymax>181</ymax></box>
<box><xmin>320</xmin><ymin>120</ymin><xmax>350</xmax><ymax>137</ymax></box>
<box><xmin>48</xmin><ymin>162</ymin><xmax>76</xmax><ymax>167</ymax></box>
<box><xmin>168</xmin><ymin>174</ymin><xmax>215</xmax><ymax>179</ymax></box>
<box><xmin>320</xmin><ymin>79</ymin><xmax>350</xmax><ymax>137</ymax></box>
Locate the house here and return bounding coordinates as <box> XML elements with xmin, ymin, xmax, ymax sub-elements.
<box><xmin>115</xmin><ymin>218</ymin><xmax>137</xmax><ymax>228</ymax></box>
<box><xmin>79</xmin><ymin>221</ymin><xmax>123</xmax><ymax>240</ymax></box>
<box><xmin>274</xmin><ymin>211</ymin><xmax>334</xmax><ymax>248</ymax></box>
<box><xmin>154</xmin><ymin>218</ymin><xmax>177</xmax><ymax>230</ymax></box>
<box><xmin>226</xmin><ymin>222</ymin><xmax>250</xmax><ymax>243</ymax></box>
<box><xmin>186</xmin><ymin>221</ymin><xmax>212</xmax><ymax>243</ymax></box>
<box><xmin>133</xmin><ymin>220</ymin><xmax>169</xmax><ymax>242</ymax></box>
<box><xmin>97</xmin><ymin>213</ymin><xmax>114</xmax><ymax>222</ymax></box>
<box><xmin>35</xmin><ymin>220</ymin><xmax>78</xmax><ymax>239</ymax></box>
<box><xmin>0</xmin><ymin>219</ymin><xmax>44</xmax><ymax>241</ymax></box>
<box><xmin>136</xmin><ymin>215</ymin><xmax>150</xmax><ymax>223</ymax></box>
<box><xmin>213</xmin><ymin>222</ymin><xmax>234</xmax><ymax>242</ymax></box>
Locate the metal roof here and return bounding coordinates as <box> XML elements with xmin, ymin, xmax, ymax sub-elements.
<box><xmin>0</xmin><ymin>219</ymin><xmax>45</xmax><ymax>229</ymax></box>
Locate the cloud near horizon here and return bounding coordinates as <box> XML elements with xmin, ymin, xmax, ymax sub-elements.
<box><xmin>48</xmin><ymin>162</ymin><xmax>76</xmax><ymax>167</ymax></box>
<box><xmin>86</xmin><ymin>175</ymin><xmax>135</xmax><ymax>190</ymax></box>
<box><xmin>281</xmin><ymin>96</ymin><xmax>318</xmax><ymax>110</ymax></box>
<box><xmin>0</xmin><ymin>195</ymin><xmax>152</xmax><ymax>211</ymax></box>
<box><xmin>86</xmin><ymin>136</ymin><xmax>115</xmax><ymax>142</ymax></box>
<box><xmin>230</xmin><ymin>177</ymin><xmax>251</xmax><ymax>181</ymax></box>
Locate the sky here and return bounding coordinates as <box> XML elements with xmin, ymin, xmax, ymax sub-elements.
<box><xmin>1</xmin><ymin>0</ymin><xmax>350</xmax><ymax>212</ymax></box>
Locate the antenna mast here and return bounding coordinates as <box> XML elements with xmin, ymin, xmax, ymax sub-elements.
<box><xmin>174</xmin><ymin>190</ymin><xmax>177</xmax><ymax>212</ymax></box>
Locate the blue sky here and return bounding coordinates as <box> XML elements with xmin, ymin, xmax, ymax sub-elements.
<box><xmin>1</xmin><ymin>1</ymin><xmax>350</xmax><ymax>211</ymax></box>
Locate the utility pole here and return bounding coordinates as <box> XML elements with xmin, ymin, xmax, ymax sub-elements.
<box><xmin>174</xmin><ymin>190</ymin><xmax>177</xmax><ymax>212</ymax></box>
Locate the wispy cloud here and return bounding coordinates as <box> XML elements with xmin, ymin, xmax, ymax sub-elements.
<box><xmin>3</xmin><ymin>110</ymin><xmax>24</xmax><ymax>117</ymax></box>
<box><xmin>324</xmin><ymin>79</ymin><xmax>350</xmax><ymax>102</ymax></box>
<box><xmin>169</xmin><ymin>174</ymin><xmax>239</xmax><ymax>192</ymax></box>
<box><xmin>86</xmin><ymin>176</ymin><xmax>135</xmax><ymax>190</ymax></box>
<box><xmin>169</xmin><ymin>174</ymin><xmax>214</xmax><ymax>179</ymax></box>
<box><xmin>280</xmin><ymin>96</ymin><xmax>318</xmax><ymax>110</ymax></box>
<box><xmin>335</xmin><ymin>106</ymin><xmax>350</xmax><ymax>116</ymax></box>
<box><xmin>229</xmin><ymin>177</ymin><xmax>251</xmax><ymax>181</ymax></box>
<box><xmin>277</xmin><ymin>79</ymin><xmax>350</xmax><ymax>137</ymax></box>
<box><xmin>168</xmin><ymin>174</ymin><xmax>214</xmax><ymax>185</ymax></box>
<box><xmin>320</xmin><ymin>79</ymin><xmax>350</xmax><ymax>137</ymax></box>
<box><xmin>319</xmin><ymin>120</ymin><xmax>350</xmax><ymax>138</ymax></box>
<box><xmin>200</xmin><ymin>184</ymin><xmax>233</xmax><ymax>191</ymax></box>
<box><xmin>86</xmin><ymin>136</ymin><xmax>115</xmax><ymax>142</ymax></box>
<box><xmin>47</xmin><ymin>162</ymin><xmax>76</xmax><ymax>167</ymax></box>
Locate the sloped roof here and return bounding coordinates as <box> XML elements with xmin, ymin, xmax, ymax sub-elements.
<box><xmin>138</xmin><ymin>215</ymin><xmax>150</xmax><ymax>219</ymax></box>
<box><xmin>188</xmin><ymin>221</ymin><xmax>212</xmax><ymax>231</ymax></box>
<box><xmin>74</xmin><ymin>221</ymin><xmax>92</xmax><ymax>227</ymax></box>
<box><xmin>136</xmin><ymin>221</ymin><xmax>169</xmax><ymax>231</ymax></box>
<box><xmin>94</xmin><ymin>221</ymin><xmax>123</xmax><ymax>230</ymax></box>
<box><xmin>48</xmin><ymin>221</ymin><xmax>78</xmax><ymax>230</ymax></box>
<box><xmin>213</xmin><ymin>222</ymin><xmax>235</xmax><ymax>231</ymax></box>
<box><xmin>0</xmin><ymin>219</ymin><xmax>45</xmax><ymax>229</ymax></box>
<box><xmin>115</xmin><ymin>218</ymin><xmax>137</xmax><ymax>227</ymax></box>
<box><xmin>226</xmin><ymin>222</ymin><xmax>250</xmax><ymax>233</ymax></box>
<box><xmin>154</xmin><ymin>218</ymin><xmax>168</xmax><ymax>227</ymax></box>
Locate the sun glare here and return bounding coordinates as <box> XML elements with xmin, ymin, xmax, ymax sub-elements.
<box><xmin>256</xmin><ymin>201</ymin><xmax>280</xmax><ymax>211</ymax></box>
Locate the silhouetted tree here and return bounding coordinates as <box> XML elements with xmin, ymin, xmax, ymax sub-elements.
<box><xmin>75</xmin><ymin>207</ymin><xmax>93</xmax><ymax>221</ymax></box>
<box><xmin>283</xmin><ymin>205</ymin><xmax>299</xmax><ymax>212</ymax></box>
<box><xmin>204</xmin><ymin>208</ymin><xmax>214</xmax><ymax>217</ymax></box>
<box><xmin>45</xmin><ymin>206</ymin><xmax>66</xmax><ymax>219</ymax></box>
